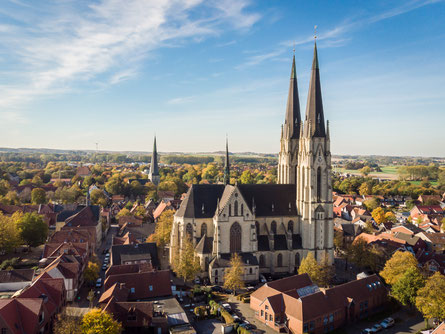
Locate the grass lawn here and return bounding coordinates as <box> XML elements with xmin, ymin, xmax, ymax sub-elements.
<box><xmin>379</xmin><ymin>166</ymin><xmax>399</xmax><ymax>174</ymax></box>
<box><xmin>409</xmin><ymin>180</ymin><xmax>439</xmax><ymax>186</ymax></box>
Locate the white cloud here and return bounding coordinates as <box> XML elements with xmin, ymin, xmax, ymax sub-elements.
<box><xmin>0</xmin><ymin>0</ymin><xmax>260</xmax><ymax>108</ymax></box>
<box><xmin>167</xmin><ymin>96</ymin><xmax>196</xmax><ymax>105</ymax></box>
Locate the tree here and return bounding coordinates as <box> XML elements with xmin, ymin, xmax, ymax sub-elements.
<box><xmin>298</xmin><ymin>252</ymin><xmax>324</xmax><ymax>286</ymax></box>
<box><xmin>146</xmin><ymin>209</ymin><xmax>174</xmax><ymax>247</ymax></box>
<box><xmin>380</xmin><ymin>251</ymin><xmax>418</xmax><ymax>286</ymax></box>
<box><xmin>240</xmin><ymin>170</ymin><xmax>254</xmax><ymax>184</ymax></box>
<box><xmin>172</xmin><ymin>237</ymin><xmax>201</xmax><ymax>282</ymax></box>
<box><xmin>391</xmin><ymin>267</ymin><xmax>425</xmax><ymax>307</ymax></box>
<box><xmin>364</xmin><ymin>198</ymin><xmax>380</xmax><ymax>211</ymax></box>
<box><xmin>54</xmin><ymin>312</ymin><xmax>82</xmax><ymax>334</ymax></box>
<box><xmin>90</xmin><ymin>189</ymin><xmax>107</xmax><ymax>207</ymax></box>
<box><xmin>359</xmin><ymin>182</ymin><xmax>372</xmax><ymax>196</ymax></box>
<box><xmin>116</xmin><ymin>208</ymin><xmax>131</xmax><ymax>219</ymax></box>
<box><xmin>84</xmin><ymin>261</ymin><xmax>100</xmax><ymax>284</ymax></box>
<box><xmin>81</xmin><ymin>309</ymin><xmax>122</xmax><ymax>334</ymax></box>
<box><xmin>372</xmin><ymin>207</ymin><xmax>386</xmax><ymax>225</ymax></box>
<box><xmin>415</xmin><ymin>272</ymin><xmax>445</xmax><ymax>322</ymax></box>
<box><xmin>360</xmin><ymin>166</ymin><xmax>372</xmax><ymax>176</ymax></box>
<box><xmin>0</xmin><ymin>212</ymin><xmax>21</xmax><ymax>254</ymax></box>
<box><xmin>16</xmin><ymin>212</ymin><xmax>48</xmax><ymax>248</ymax></box>
<box><xmin>347</xmin><ymin>239</ymin><xmax>386</xmax><ymax>272</ymax></box>
<box><xmin>31</xmin><ymin>188</ymin><xmax>47</xmax><ymax>204</ymax></box>
<box><xmin>385</xmin><ymin>211</ymin><xmax>397</xmax><ymax>223</ymax></box>
<box><xmin>223</xmin><ymin>253</ymin><xmax>245</xmax><ymax>292</ymax></box>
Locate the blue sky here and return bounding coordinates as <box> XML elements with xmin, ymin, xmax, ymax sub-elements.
<box><xmin>0</xmin><ymin>0</ymin><xmax>444</xmax><ymax>156</ymax></box>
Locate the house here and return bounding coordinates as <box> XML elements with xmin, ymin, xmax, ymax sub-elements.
<box><xmin>337</xmin><ymin>224</ymin><xmax>362</xmax><ymax>243</ymax></box>
<box><xmin>61</xmin><ymin>206</ymin><xmax>102</xmax><ymax>248</ymax></box>
<box><xmin>0</xmin><ymin>269</ymin><xmax>35</xmax><ymax>292</ymax></box>
<box><xmin>418</xmin><ymin>195</ymin><xmax>442</xmax><ymax>205</ymax></box>
<box><xmin>76</xmin><ymin>165</ymin><xmax>91</xmax><ymax>177</ymax></box>
<box><xmin>49</xmin><ymin>229</ymin><xmax>95</xmax><ymax>250</ymax></box>
<box><xmin>158</xmin><ymin>191</ymin><xmax>175</xmax><ymax>202</ymax></box>
<box><xmin>250</xmin><ymin>274</ymin><xmax>387</xmax><ymax>334</ymax></box>
<box><xmin>0</xmin><ymin>298</ymin><xmax>49</xmax><ymax>334</ymax></box>
<box><xmin>153</xmin><ymin>200</ymin><xmax>175</xmax><ymax>221</ymax></box>
<box><xmin>110</xmin><ymin>243</ymin><xmax>159</xmax><ymax>268</ymax></box>
<box><xmin>105</xmin><ymin>263</ymin><xmax>153</xmax><ymax>279</ymax></box>
<box><xmin>416</xmin><ymin>250</ymin><xmax>445</xmax><ymax>275</ymax></box>
<box><xmin>103</xmin><ymin>270</ymin><xmax>172</xmax><ymax>300</ymax></box>
<box><xmin>415</xmin><ymin>232</ymin><xmax>445</xmax><ymax>254</ymax></box>
<box><xmin>432</xmin><ymin>321</ymin><xmax>445</xmax><ymax>334</ymax></box>
<box><xmin>118</xmin><ymin>215</ymin><xmax>143</xmax><ymax>227</ymax></box>
<box><xmin>411</xmin><ymin>205</ymin><xmax>443</xmax><ymax>221</ymax></box>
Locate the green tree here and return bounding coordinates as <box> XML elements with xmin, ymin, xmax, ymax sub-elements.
<box><xmin>415</xmin><ymin>272</ymin><xmax>445</xmax><ymax>322</ymax></box>
<box><xmin>0</xmin><ymin>212</ymin><xmax>21</xmax><ymax>254</ymax></box>
<box><xmin>90</xmin><ymin>189</ymin><xmax>107</xmax><ymax>207</ymax></box>
<box><xmin>380</xmin><ymin>251</ymin><xmax>418</xmax><ymax>286</ymax></box>
<box><xmin>16</xmin><ymin>212</ymin><xmax>48</xmax><ymax>248</ymax></box>
<box><xmin>173</xmin><ymin>237</ymin><xmax>201</xmax><ymax>282</ymax></box>
<box><xmin>360</xmin><ymin>166</ymin><xmax>372</xmax><ymax>176</ymax></box>
<box><xmin>240</xmin><ymin>170</ymin><xmax>254</xmax><ymax>184</ymax></box>
<box><xmin>84</xmin><ymin>261</ymin><xmax>100</xmax><ymax>284</ymax></box>
<box><xmin>363</xmin><ymin>198</ymin><xmax>380</xmax><ymax>211</ymax></box>
<box><xmin>223</xmin><ymin>253</ymin><xmax>245</xmax><ymax>292</ymax></box>
<box><xmin>347</xmin><ymin>239</ymin><xmax>386</xmax><ymax>272</ymax></box>
<box><xmin>81</xmin><ymin>309</ymin><xmax>122</xmax><ymax>334</ymax></box>
<box><xmin>116</xmin><ymin>208</ymin><xmax>131</xmax><ymax>219</ymax></box>
<box><xmin>298</xmin><ymin>252</ymin><xmax>325</xmax><ymax>286</ymax></box>
<box><xmin>31</xmin><ymin>188</ymin><xmax>47</xmax><ymax>204</ymax></box>
<box><xmin>146</xmin><ymin>209</ymin><xmax>174</xmax><ymax>247</ymax></box>
<box><xmin>391</xmin><ymin>267</ymin><xmax>424</xmax><ymax>307</ymax></box>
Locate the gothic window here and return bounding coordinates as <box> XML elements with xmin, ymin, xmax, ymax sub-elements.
<box><xmin>241</xmin><ymin>204</ymin><xmax>244</xmax><ymax>216</ymax></box>
<box><xmin>229</xmin><ymin>204</ymin><xmax>231</xmax><ymax>216</ymax></box>
<box><xmin>271</xmin><ymin>221</ymin><xmax>277</xmax><ymax>234</ymax></box>
<box><xmin>255</xmin><ymin>221</ymin><xmax>260</xmax><ymax>236</ymax></box>
<box><xmin>186</xmin><ymin>223</ymin><xmax>193</xmax><ymax>240</ymax></box>
<box><xmin>277</xmin><ymin>253</ymin><xmax>283</xmax><ymax>267</ymax></box>
<box><xmin>259</xmin><ymin>255</ymin><xmax>265</xmax><ymax>267</ymax></box>
<box><xmin>288</xmin><ymin>220</ymin><xmax>294</xmax><ymax>233</ymax></box>
<box><xmin>249</xmin><ymin>268</ymin><xmax>252</xmax><ymax>274</ymax></box>
<box><xmin>295</xmin><ymin>253</ymin><xmax>300</xmax><ymax>267</ymax></box>
<box><xmin>317</xmin><ymin>167</ymin><xmax>322</xmax><ymax>201</ymax></box>
<box><xmin>201</xmin><ymin>223</ymin><xmax>207</xmax><ymax>237</ymax></box>
<box><xmin>230</xmin><ymin>222</ymin><xmax>242</xmax><ymax>253</ymax></box>
<box><xmin>234</xmin><ymin>201</ymin><xmax>238</xmax><ymax>216</ymax></box>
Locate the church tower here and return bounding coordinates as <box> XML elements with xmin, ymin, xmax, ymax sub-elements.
<box><xmin>149</xmin><ymin>135</ymin><xmax>160</xmax><ymax>186</ymax></box>
<box><xmin>223</xmin><ymin>137</ymin><xmax>230</xmax><ymax>185</ymax></box>
<box><xmin>297</xmin><ymin>42</ymin><xmax>334</xmax><ymax>263</ymax></box>
<box><xmin>278</xmin><ymin>53</ymin><xmax>301</xmax><ymax>184</ymax></box>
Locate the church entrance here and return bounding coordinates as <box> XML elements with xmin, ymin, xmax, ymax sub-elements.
<box><xmin>230</xmin><ymin>222</ymin><xmax>242</xmax><ymax>253</ymax></box>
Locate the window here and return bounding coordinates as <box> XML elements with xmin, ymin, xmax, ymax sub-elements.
<box><xmin>261</xmin><ymin>310</ymin><xmax>264</xmax><ymax>317</ymax></box>
<box><xmin>265</xmin><ymin>305</ymin><xmax>269</xmax><ymax>310</ymax></box>
<box><xmin>317</xmin><ymin>167</ymin><xmax>322</xmax><ymax>201</ymax></box>
<box><xmin>249</xmin><ymin>268</ymin><xmax>252</xmax><ymax>274</ymax></box>
<box><xmin>39</xmin><ymin>312</ymin><xmax>44</xmax><ymax>324</ymax></box>
<box><xmin>201</xmin><ymin>223</ymin><xmax>207</xmax><ymax>237</ymax></box>
<box><xmin>229</xmin><ymin>204</ymin><xmax>231</xmax><ymax>216</ymax></box>
<box><xmin>214</xmin><ymin>270</ymin><xmax>218</xmax><ymax>276</ymax></box>
<box><xmin>295</xmin><ymin>253</ymin><xmax>300</xmax><ymax>267</ymax></box>
<box><xmin>149</xmin><ymin>285</ymin><xmax>153</xmax><ymax>291</ymax></box>
<box><xmin>127</xmin><ymin>312</ymin><xmax>136</xmax><ymax>321</ymax></box>
<box><xmin>241</xmin><ymin>204</ymin><xmax>244</xmax><ymax>216</ymax></box>
<box><xmin>230</xmin><ymin>222</ymin><xmax>242</xmax><ymax>253</ymax></box>
<box><xmin>323</xmin><ymin>317</ymin><xmax>328</xmax><ymax>325</ymax></box>
<box><xmin>277</xmin><ymin>253</ymin><xmax>283</xmax><ymax>267</ymax></box>
<box><xmin>265</xmin><ymin>312</ymin><xmax>268</xmax><ymax>320</ymax></box>
<box><xmin>303</xmin><ymin>323</ymin><xmax>308</xmax><ymax>332</ymax></box>
<box><xmin>310</xmin><ymin>321</ymin><xmax>315</xmax><ymax>331</ymax></box>
<box><xmin>186</xmin><ymin>223</ymin><xmax>193</xmax><ymax>240</ymax></box>
<box><xmin>234</xmin><ymin>201</ymin><xmax>238</xmax><ymax>216</ymax></box>
<box><xmin>1</xmin><ymin>328</ymin><xmax>6</xmax><ymax>334</ymax></box>
<box><xmin>130</xmin><ymin>287</ymin><xmax>135</xmax><ymax>293</ymax></box>
<box><xmin>288</xmin><ymin>220</ymin><xmax>294</xmax><ymax>233</ymax></box>
<box><xmin>255</xmin><ymin>221</ymin><xmax>260</xmax><ymax>235</ymax></box>
<box><xmin>269</xmin><ymin>314</ymin><xmax>273</xmax><ymax>321</ymax></box>
<box><xmin>271</xmin><ymin>221</ymin><xmax>277</xmax><ymax>234</ymax></box>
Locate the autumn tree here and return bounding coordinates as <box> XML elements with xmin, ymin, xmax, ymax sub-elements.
<box><xmin>90</xmin><ymin>189</ymin><xmax>107</xmax><ymax>207</ymax></box>
<box><xmin>116</xmin><ymin>208</ymin><xmax>131</xmax><ymax>219</ymax></box>
<box><xmin>54</xmin><ymin>312</ymin><xmax>82</xmax><ymax>334</ymax></box>
<box><xmin>223</xmin><ymin>253</ymin><xmax>245</xmax><ymax>293</ymax></box>
<box><xmin>31</xmin><ymin>188</ymin><xmax>47</xmax><ymax>204</ymax></box>
<box><xmin>81</xmin><ymin>309</ymin><xmax>122</xmax><ymax>334</ymax></box>
<box><xmin>17</xmin><ymin>212</ymin><xmax>48</xmax><ymax>248</ymax></box>
<box><xmin>391</xmin><ymin>267</ymin><xmax>425</xmax><ymax>307</ymax></box>
<box><xmin>360</xmin><ymin>166</ymin><xmax>372</xmax><ymax>176</ymax></box>
<box><xmin>172</xmin><ymin>237</ymin><xmax>201</xmax><ymax>282</ymax></box>
<box><xmin>84</xmin><ymin>261</ymin><xmax>100</xmax><ymax>284</ymax></box>
<box><xmin>415</xmin><ymin>272</ymin><xmax>445</xmax><ymax>322</ymax></box>
<box><xmin>364</xmin><ymin>198</ymin><xmax>380</xmax><ymax>211</ymax></box>
<box><xmin>359</xmin><ymin>182</ymin><xmax>372</xmax><ymax>196</ymax></box>
<box><xmin>146</xmin><ymin>209</ymin><xmax>174</xmax><ymax>247</ymax></box>
<box><xmin>240</xmin><ymin>170</ymin><xmax>254</xmax><ymax>184</ymax></box>
<box><xmin>371</xmin><ymin>207</ymin><xmax>386</xmax><ymax>225</ymax></box>
<box><xmin>298</xmin><ymin>252</ymin><xmax>332</xmax><ymax>287</ymax></box>
<box><xmin>347</xmin><ymin>238</ymin><xmax>386</xmax><ymax>272</ymax></box>
<box><xmin>380</xmin><ymin>251</ymin><xmax>418</xmax><ymax>286</ymax></box>
<box><xmin>0</xmin><ymin>212</ymin><xmax>21</xmax><ymax>254</ymax></box>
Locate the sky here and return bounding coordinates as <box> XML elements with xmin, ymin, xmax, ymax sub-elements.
<box><xmin>0</xmin><ymin>0</ymin><xmax>444</xmax><ymax>156</ymax></box>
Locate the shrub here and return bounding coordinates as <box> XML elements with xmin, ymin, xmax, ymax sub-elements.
<box><xmin>220</xmin><ymin>309</ymin><xmax>234</xmax><ymax>324</ymax></box>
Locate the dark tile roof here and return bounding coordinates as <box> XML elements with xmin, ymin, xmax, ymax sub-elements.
<box><xmin>274</xmin><ymin>235</ymin><xmax>288</xmax><ymax>250</ymax></box>
<box><xmin>292</xmin><ymin>235</ymin><xmax>302</xmax><ymax>249</ymax></box>
<box><xmin>195</xmin><ymin>236</ymin><xmax>213</xmax><ymax>254</ymax></box>
<box><xmin>211</xmin><ymin>253</ymin><xmax>259</xmax><ymax>268</ymax></box>
<box><xmin>176</xmin><ymin>184</ymin><xmax>225</xmax><ymax>218</ymax></box>
<box><xmin>111</xmin><ymin>243</ymin><xmax>159</xmax><ymax>268</ymax></box>
<box><xmin>258</xmin><ymin>236</ymin><xmax>270</xmax><ymax>251</ymax></box>
<box><xmin>0</xmin><ymin>269</ymin><xmax>35</xmax><ymax>284</ymax></box>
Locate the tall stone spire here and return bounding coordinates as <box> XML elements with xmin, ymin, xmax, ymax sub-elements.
<box><xmin>149</xmin><ymin>135</ymin><xmax>160</xmax><ymax>186</ymax></box>
<box><xmin>284</xmin><ymin>54</ymin><xmax>301</xmax><ymax>139</ymax></box>
<box><xmin>223</xmin><ymin>136</ymin><xmax>230</xmax><ymax>185</ymax></box>
<box><xmin>304</xmin><ymin>42</ymin><xmax>326</xmax><ymax>137</ymax></box>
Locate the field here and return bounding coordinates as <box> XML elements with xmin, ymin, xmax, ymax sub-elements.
<box><xmin>335</xmin><ymin>165</ymin><xmax>399</xmax><ymax>180</ymax></box>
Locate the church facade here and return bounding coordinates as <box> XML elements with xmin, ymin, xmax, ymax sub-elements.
<box><xmin>170</xmin><ymin>43</ymin><xmax>334</xmax><ymax>284</ymax></box>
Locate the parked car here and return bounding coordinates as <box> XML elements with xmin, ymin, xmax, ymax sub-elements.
<box><xmin>371</xmin><ymin>324</ymin><xmax>382</xmax><ymax>332</ymax></box>
<box><xmin>103</xmin><ymin>258</ymin><xmax>109</xmax><ymax>264</ymax></box>
<box><xmin>259</xmin><ymin>274</ymin><xmax>267</xmax><ymax>283</ymax></box>
<box><xmin>221</xmin><ymin>303</ymin><xmax>231</xmax><ymax>311</ymax></box>
<box><xmin>380</xmin><ymin>317</ymin><xmax>395</xmax><ymax>328</ymax></box>
<box><xmin>102</xmin><ymin>264</ymin><xmax>108</xmax><ymax>271</ymax></box>
<box><xmin>95</xmin><ymin>278</ymin><xmax>102</xmax><ymax>288</ymax></box>
<box><xmin>193</xmin><ymin>277</ymin><xmax>200</xmax><ymax>284</ymax></box>
<box><xmin>361</xmin><ymin>329</ymin><xmax>373</xmax><ymax>334</ymax></box>
<box><xmin>211</xmin><ymin>286</ymin><xmax>223</xmax><ymax>292</ymax></box>
<box><xmin>232</xmin><ymin>315</ymin><xmax>242</xmax><ymax>323</ymax></box>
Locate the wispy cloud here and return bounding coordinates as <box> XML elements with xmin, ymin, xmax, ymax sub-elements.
<box><xmin>0</xmin><ymin>0</ymin><xmax>260</xmax><ymax>109</ymax></box>
<box><xmin>167</xmin><ymin>96</ymin><xmax>196</xmax><ymax>105</ymax></box>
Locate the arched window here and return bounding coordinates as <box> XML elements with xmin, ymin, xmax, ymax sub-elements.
<box><xmin>249</xmin><ymin>267</ymin><xmax>252</xmax><ymax>274</ymax></box>
<box><xmin>201</xmin><ymin>223</ymin><xmax>207</xmax><ymax>237</ymax></box>
<box><xmin>295</xmin><ymin>253</ymin><xmax>300</xmax><ymax>267</ymax></box>
<box><xmin>229</xmin><ymin>204</ymin><xmax>231</xmax><ymax>216</ymax></box>
<box><xmin>259</xmin><ymin>255</ymin><xmax>265</xmax><ymax>267</ymax></box>
<box><xmin>230</xmin><ymin>222</ymin><xmax>242</xmax><ymax>253</ymax></box>
<box><xmin>234</xmin><ymin>201</ymin><xmax>238</xmax><ymax>216</ymax></box>
<box><xmin>271</xmin><ymin>221</ymin><xmax>277</xmax><ymax>234</ymax></box>
<box><xmin>241</xmin><ymin>204</ymin><xmax>244</xmax><ymax>216</ymax></box>
<box><xmin>255</xmin><ymin>221</ymin><xmax>260</xmax><ymax>236</ymax></box>
<box><xmin>186</xmin><ymin>223</ymin><xmax>193</xmax><ymax>240</ymax></box>
<box><xmin>288</xmin><ymin>220</ymin><xmax>294</xmax><ymax>233</ymax></box>
<box><xmin>214</xmin><ymin>270</ymin><xmax>218</xmax><ymax>277</ymax></box>
<box><xmin>277</xmin><ymin>253</ymin><xmax>283</xmax><ymax>267</ymax></box>
<box><xmin>317</xmin><ymin>167</ymin><xmax>322</xmax><ymax>201</ymax></box>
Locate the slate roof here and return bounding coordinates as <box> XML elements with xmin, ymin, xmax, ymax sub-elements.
<box><xmin>195</xmin><ymin>236</ymin><xmax>213</xmax><ymax>254</ymax></box>
<box><xmin>274</xmin><ymin>235</ymin><xmax>289</xmax><ymax>250</ymax></box>
<box><xmin>111</xmin><ymin>243</ymin><xmax>159</xmax><ymax>268</ymax></box>
<box><xmin>257</xmin><ymin>235</ymin><xmax>270</xmax><ymax>251</ymax></box>
<box><xmin>283</xmin><ymin>54</ymin><xmax>301</xmax><ymax>140</ymax></box>
<box><xmin>176</xmin><ymin>184</ymin><xmax>225</xmax><ymax>219</ymax></box>
<box><xmin>210</xmin><ymin>253</ymin><xmax>258</xmax><ymax>268</ymax></box>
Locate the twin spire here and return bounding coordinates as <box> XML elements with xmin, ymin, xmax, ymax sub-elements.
<box><xmin>284</xmin><ymin>41</ymin><xmax>326</xmax><ymax>139</ymax></box>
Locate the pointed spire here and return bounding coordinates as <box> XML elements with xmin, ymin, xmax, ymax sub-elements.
<box><xmin>223</xmin><ymin>136</ymin><xmax>230</xmax><ymax>185</ymax></box>
<box><xmin>304</xmin><ymin>42</ymin><xmax>326</xmax><ymax>137</ymax></box>
<box><xmin>149</xmin><ymin>135</ymin><xmax>159</xmax><ymax>176</ymax></box>
<box><xmin>284</xmin><ymin>54</ymin><xmax>301</xmax><ymax>139</ymax></box>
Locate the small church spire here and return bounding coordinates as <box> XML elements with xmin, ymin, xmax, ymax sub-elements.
<box><xmin>223</xmin><ymin>136</ymin><xmax>230</xmax><ymax>185</ymax></box>
<box><xmin>304</xmin><ymin>41</ymin><xmax>326</xmax><ymax>137</ymax></box>
<box><xmin>149</xmin><ymin>135</ymin><xmax>160</xmax><ymax>186</ymax></box>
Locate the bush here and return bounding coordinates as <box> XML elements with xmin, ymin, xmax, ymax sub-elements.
<box><xmin>221</xmin><ymin>309</ymin><xmax>234</xmax><ymax>324</ymax></box>
<box><xmin>0</xmin><ymin>257</ymin><xmax>20</xmax><ymax>270</ymax></box>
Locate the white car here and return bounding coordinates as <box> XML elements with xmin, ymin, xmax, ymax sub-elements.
<box><xmin>380</xmin><ymin>317</ymin><xmax>395</xmax><ymax>328</ymax></box>
<box><xmin>95</xmin><ymin>278</ymin><xmax>102</xmax><ymax>288</ymax></box>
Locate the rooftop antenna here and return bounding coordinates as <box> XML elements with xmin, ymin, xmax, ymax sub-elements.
<box><xmin>314</xmin><ymin>25</ymin><xmax>318</xmax><ymax>40</ymax></box>
<box><xmin>95</xmin><ymin>142</ymin><xmax>98</xmax><ymax>152</ymax></box>
<box><xmin>293</xmin><ymin>41</ymin><xmax>295</xmax><ymax>55</ymax></box>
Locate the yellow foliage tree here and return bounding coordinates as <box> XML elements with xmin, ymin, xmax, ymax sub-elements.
<box><xmin>146</xmin><ymin>209</ymin><xmax>174</xmax><ymax>247</ymax></box>
<box><xmin>173</xmin><ymin>237</ymin><xmax>201</xmax><ymax>282</ymax></box>
<box><xmin>84</xmin><ymin>261</ymin><xmax>100</xmax><ymax>284</ymax></box>
<box><xmin>371</xmin><ymin>207</ymin><xmax>386</xmax><ymax>225</ymax></box>
<box><xmin>81</xmin><ymin>309</ymin><xmax>122</xmax><ymax>334</ymax></box>
<box><xmin>415</xmin><ymin>272</ymin><xmax>445</xmax><ymax>321</ymax></box>
<box><xmin>380</xmin><ymin>251</ymin><xmax>418</xmax><ymax>286</ymax></box>
<box><xmin>298</xmin><ymin>252</ymin><xmax>326</xmax><ymax>286</ymax></box>
<box><xmin>0</xmin><ymin>212</ymin><xmax>22</xmax><ymax>255</ymax></box>
<box><xmin>223</xmin><ymin>253</ymin><xmax>245</xmax><ymax>292</ymax></box>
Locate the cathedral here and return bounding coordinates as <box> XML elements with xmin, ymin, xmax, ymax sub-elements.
<box><xmin>170</xmin><ymin>42</ymin><xmax>334</xmax><ymax>284</ymax></box>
